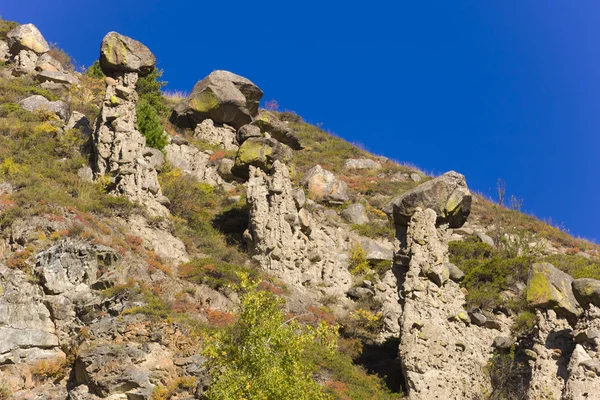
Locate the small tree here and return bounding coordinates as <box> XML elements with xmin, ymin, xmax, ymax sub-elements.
<box><xmin>203</xmin><ymin>287</ymin><xmax>336</xmax><ymax>400</ymax></box>
<box><xmin>136</xmin><ymin>98</ymin><xmax>167</xmax><ymax>150</ymax></box>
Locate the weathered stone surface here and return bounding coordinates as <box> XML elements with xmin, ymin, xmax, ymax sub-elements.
<box><xmin>572</xmin><ymin>278</ymin><xmax>600</xmax><ymax>308</ymax></box>
<box><xmin>562</xmin><ymin>344</ymin><xmax>600</xmax><ymax>399</ymax></box>
<box><xmin>164</xmin><ymin>140</ymin><xmax>224</xmax><ymax>186</ymax></box>
<box><xmin>475</xmin><ymin>231</ymin><xmax>495</xmax><ymax>247</ymax></box>
<box><xmin>251</xmin><ymin>111</ymin><xmax>302</xmax><ymax>150</ymax></box>
<box><xmin>301</xmin><ymin>165</ymin><xmax>349</xmax><ymax>204</ymax></box>
<box><xmin>237</xmin><ymin>123</ymin><xmax>262</xmax><ymax>144</ymax></box>
<box><xmin>35</xmin><ymin>52</ymin><xmax>63</xmax><ymax>72</ymax></box>
<box><xmin>341</xmin><ymin>203</ymin><xmax>369</xmax><ymax>225</ymax></box>
<box><xmin>93</xmin><ymin>69</ymin><xmax>168</xmax><ymax>216</ymax></box>
<box><xmin>360</xmin><ymin>237</ymin><xmax>393</xmax><ymax>263</ymax></box>
<box><xmin>171</xmin><ymin>70</ymin><xmax>263</xmax><ymax>130</ymax></box>
<box><xmin>36</xmin><ymin>69</ymin><xmax>79</xmax><ymax>85</ymax></box>
<box><xmin>193</xmin><ymin>118</ymin><xmax>239</xmax><ymax>151</ymax></box>
<box><xmin>100</xmin><ymin>32</ymin><xmax>156</xmax><ymax>76</ymax></box>
<box><xmin>0</xmin><ymin>264</ymin><xmax>59</xmax><ymax>358</ymax></box>
<box><xmin>446</xmin><ymin>262</ymin><xmax>465</xmax><ymax>282</ymax></box>
<box><xmin>343</xmin><ymin>158</ymin><xmax>382</xmax><ymax>170</ymax></box>
<box><xmin>385</xmin><ymin>171</ymin><xmax>472</xmax><ymax>228</ymax></box>
<box><xmin>399</xmin><ymin>208</ymin><xmax>500</xmax><ymax>399</ymax></box>
<box><xmin>18</xmin><ymin>94</ymin><xmax>68</xmax><ymax>120</ymax></box>
<box><xmin>232</xmin><ymin>137</ymin><xmax>292</xmax><ymax>179</ymax></box>
<box><xmin>0</xmin><ymin>40</ymin><xmax>8</xmax><ymax>62</ymax></box>
<box><xmin>215</xmin><ymin>158</ymin><xmax>235</xmax><ymax>181</ymax></box>
<box><xmin>246</xmin><ymin>161</ymin><xmax>352</xmax><ymax>294</ymax></box>
<box><xmin>526</xmin><ymin>262</ymin><xmax>583</xmax><ymax>319</ymax></box>
<box><xmin>6</xmin><ymin>23</ymin><xmax>49</xmax><ymax>54</ymax></box>
<box><xmin>492</xmin><ymin>336</ymin><xmax>514</xmax><ymax>350</ymax></box>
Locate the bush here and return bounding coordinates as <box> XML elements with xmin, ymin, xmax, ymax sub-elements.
<box><xmin>48</xmin><ymin>43</ymin><xmax>75</xmax><ymax>71</ymax></box>
<box><xmin>203</xmin><ymin>288</ymin><xmax>337</xmax><ymax>400</ymax></box>
<box><xmin>348</xmin><ymin>243</ymin><xmax>371</xmax><ymax>275</ymax></box>
<box><xmin>512</xmin><ymin>310</ymin><xmax>537</xmax><ymax>337</ymax></box>
<box><xmin>85</xmin><ymin>60</ymin><xmax>105</xmax><ymax>79</ymax></box>
<box><xmin>351</xmin><ymin>221</ymin><xmax>395</xmax><ymax>241</ymax></box>
<box><xmin>178</xmin><ymin>257</ymin><xmax>259</xmax><ymax>292</ymax></box>
<box><xmin>487</xmin><ymin>349</ymin><xmax>531</xmax><ymax>400</ymax></box>
<box><xmin>30</xmin><ymin>357</ymin><xmax>69</xmax><ymax>381</ymax></box>
<box><xmin>0</xmin><ymin>17</ymin><xmax>18</xmax><ymax>40</ymax></box>
<box><xmin>137</xmin><ymin>98</ymin><xmax>167</xmax><ymax>150</ymax></box>
<box><xmin>543</xmin><ymin>254</ymin><xmax>600</xmax><ymax>280</ymax></box>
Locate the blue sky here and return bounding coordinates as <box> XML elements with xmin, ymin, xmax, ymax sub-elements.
<box><xmin>2</xmin><ymin>1</ymin><xmax>599</xmax><ymax>241</ymax></box>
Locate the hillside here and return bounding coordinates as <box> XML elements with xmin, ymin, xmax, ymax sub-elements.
<box><xmin>0</xmin><ymin>18</ymin><xmax>599</xmax><ymax>400</ymax></box>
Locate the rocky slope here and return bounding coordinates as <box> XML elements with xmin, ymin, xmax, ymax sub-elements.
<box><xmin>0</xmin><ymin>18</ymin><xmax>599</xmax><ymax>400</ymax></box>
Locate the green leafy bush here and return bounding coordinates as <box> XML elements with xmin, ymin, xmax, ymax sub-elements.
<box><xmin>203</xmin><ymin>288</ymin><xmax>336</xmax><ymax>400</ymax></box>
<box><xmin>137</xmin><ymin>98</ymin><xmax>167</xmax><ymax>149</ymax></box>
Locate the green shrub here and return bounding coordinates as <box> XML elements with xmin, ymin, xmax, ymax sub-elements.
<box><xmin>351</xmin><ymin>221</ymin><xmax>395</xmax><ymax>241</ymax></box>
<box><xmin>348</xmin><ymin>243</ymin><xmax>371</xmax><ymax>275</ymax></box>
<box><xmin>178</xmin><ymin>257</ymin><xmax>259</xmax><ymax>292</ymax></box>
<box><xmin>137</xmin><ymin>98</ymin><xmax>167</xmax><ymax>150</ymax></box>
<box><xmin>543</xmin><ymin>254</ymin><xmax>600</xmax><ymax>280</ymax></box>
<box><xmin>487</xmin><ymin>348</ymin><xmax>531</xmax><ymax>400</ymax></box>
<box><xmin>203</xmin><ymin>288</ymin><xmax>336</xmax><ymax>400</ymax></box>
<box><xmin>0</xmin><ymin>17</ymin><xmax>18</xmax><ymax>40</ymax></box>
<box><xmin>512</xmin><ymin>310</ymin><xmax>537</xmax><ymax>337</ymax></box>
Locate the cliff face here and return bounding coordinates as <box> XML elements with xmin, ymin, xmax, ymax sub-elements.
<box><xmin>0</xmin><ymin>19</ymin><xmax>599</xmax><ymax>400</ymax></box>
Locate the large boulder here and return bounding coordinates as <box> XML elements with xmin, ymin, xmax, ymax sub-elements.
<box><xmin>301</xmin><ymin>165</ymin><xmax>349</xmax><ymax>204</ymax></box>
<box><xmin>341</xmin><ymin>203</ymin><xmax>369</xmax><ymax>225</ymax></box>
<box><xmin>99</xmin><ymin>31</ymin><xmax>156</xmax><ymax>76</ymax></box>
<box><xmin>384</xmin><ymin>171</ymin><xmax>472</xmax><ymax>228</ymax></box>
<box><xmin>251</xmin><ymin>111</ymin><xmax>302</xmax><ymax>150</ymax></box>
<box><xmin>526</xmin><ymin>262</ymin><xmax>583</xmax><ymax>319</ymax></box>
<box><xmin>19</xmin><ymin>95</ymin><xmax>69</xmax><ymax>120</ymax></box>
<box><xmin>170</xmin><ymin>70</ymin><xmax>263</xmax><ymax>130</ymax></box>
<box><xmin>232</xmin><ymin>137</ymin><xmax>292</xmax><ymax>179</ymax></box>
<box><xmin>572</xmin><ymin>278</ymin><xmax>600</xmax><ymax>308</ymax></box>
<box><xmin>6</xmin><ymin>23</ymin><xmax>49</xmax><ymax>54</ymax></box>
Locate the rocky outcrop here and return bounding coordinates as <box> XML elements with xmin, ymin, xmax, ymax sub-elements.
<box><xmin>251</xmin><ymin>111</ymin><xmax>303</xmax><ymax>150</ymax></box>
<box><xmin>398</xmin><ymin>208</ymin><xmax>503</xmax><ymax>399</ymax></box>
<box><xmin>245</xmin><ymin>161</ymin><xmax>352</xmax><ymax>295</ymax></box>
<box><xmin>92</xmin><ymin>32</ymin><xmax>168</xmax><ymax>216</ymax></box>
<box><xmin>526</xmin><ymin>262</ymin><xmax>583</xmax><ymax>319</ymax></box>
<box><xmin>171</xmin><ymin>70</ymin><xmax>263</xmax><ymax>130</ymax></box>
<box><xmin>301</xmin><ymin>165</ymin><xmax>349</xmax><ymax>204</ymax></box>
<box><xmin>6</xmin><ymin>23</ymin><xmax>50</xmax><ymax>74</ymax></box>
<box><xmin>193</xmin><ymin>118</ymin><xmax>239</xmax><ymax>151</ymax></box>
<box><xmin>343</xmin><ymin>158</ymin><xmax>382</xmax><ymax>170</ymax></box>
<box><xmin>18</xmin><ymin>94</ymin><xmax>68</xmax><ymax>120</ymax></box>
<box><xmin>385</xmin><ymin>171</ymin><xmax>472</xmax><ymax>228</ymax></box>
<box><xmin>164</xmin><ymin>137</ymin><xmax>225</xmax><ymax>187</ymax></box>
<box><xmin>232</xmin><ymin>137</ymin><xmax>292</xmax><ymax>179</ymax></box>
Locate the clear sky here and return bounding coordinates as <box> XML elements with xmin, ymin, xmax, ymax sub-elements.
<box><xmin>2</xmin><ymin>1</ymin><xmax>599</xmax><ymax>242</ymax></box>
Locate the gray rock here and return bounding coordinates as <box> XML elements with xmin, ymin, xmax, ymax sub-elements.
<box><xmin>526</xmin><ymin>262</ymin><xmax>583</xmax><ymax>319</ymax></box>
<box><xmin>360</xmin><ymin>238</ymin><xmax>393</xmax><ymax>264</ymax></box>
<box><xmin>301</xmin><ymin>165</ymin><xmax>349</xmax><ymax>204</ymax></box>
<box><xmin>0</xmin><ymin>40</ymin><xmax>10</xmax><ymax>62</ymax></box>
<box><xmin>476</xmin><ymin>231</ymin><xmax>495</xmax><ymax>247</ymax></box>
<box><xmin>11</xmin><ymin>49</ymin><xmax>39</xmax><ymax>73</ymax></box>
<box><xmin>446</xmin><ymin>262</ymin><xmax>465</xmax><ymax>282</ymax></box>
<box><xmin>390</xmin><ymin>172</ymin><xmax>408</xmax><ymax>182</ymax></box>
<box><xmin>292</xmin><ymin>188</ymin><xmax>306</xmax><ymax>210</ymax></box>
<box><xmin>492</xmin><ymin>336</ymin><xmax>514</xmax><ymax>351</ymax></box>
<box><xmin>36</xmin><ymin>70</ymin><xmax>79</xmax><ymax>85</ymax></box>
<box><xmin>193</xmin><ymin>119</ymin><xmax>238</xmax><ymax>151</ymax></box>
<box><xmin>410</xmin><ymin>173</ymin><xmax>422</xmax><ymax>182</ymax></box>
<box><xmin>237</xmin><ymin>124</ymin><xmax>262</xmax><ymax>144</ymax></box>
<box><xmin>100</xmin><ymin>32</ymin><xmax>156</xmax><ymax>76</ymax></box>
<box><xmin>171</xmin><ymin>70</ymin><xmax>263</xmax><ymax>130</ymax></box>
<box><xmin>232</xmin><ymin>137</ymin><xmax>293</xmax><ymax>179</ymax></box>
<box><xmin>343</xmin><ymin>158</ymin><xmax>382</xmax><ymax>171</ymax></box>
<box><xmin>216</xmin><ymin>158</ymin><xmax>235</xmax><ymax>181</ymax></box>
<box><xmin>78</xmin><ymin>166</ymin><xmax>94</xmax><ymax>182</ymax></box>
<box><xmin>347</xmin><ymin>286</ymin><xmax>375</xmax><ymax>300</ymax></box>
<box><xmin>6</xmin><ymin>23</ymin><xmax>50</xmax><ymax>54</ymax></box>
<box><xmin>143</xmin><ymin>147</ymin><xmax>165</xmax><ymax>171</ymax></box>
<box><xmin>18</xmin><ymin>95</ymin><xmax>69</xmax><ymax>120</ymax></box>
<box><xmin>251</xmin><ymin>112</ymin><xmax>302</xmax><ymax>150</ymax></box>
<box><xmin>469</xmin><ymin>312</ymin><xmax>487</xmax><ymax>326</ymax></box>
<box><xmin>572</xmin><ymin>278</ymin><xmax>600</xmax><ymax>308</ymax></box>
<box><xmin>485</xmin><ymin>319</ymin><xmax>502</xmax><ymax>330</ymax></box>
<box><xmin>341</xmin><ymin>203</ymin><xmax>369</xmax><ymax>225</ymax></box>
<box><xmin>384</xmin><ymin>171</ymin><xmax>472</xmax><ymax>228</ymax></box>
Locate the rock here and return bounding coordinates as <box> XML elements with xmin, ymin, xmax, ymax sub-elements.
<box><xmin>563</xmin><ymin>345</ymin><xmax>600</xmax><ymax>399</ymax></box>
<box><xmin>237</xmin><ymin>124</ymin><xmax>262</xmax><ymax>144</ymax></box>
<box><xmin>164</xmin><ymin>141</ymin><xmax>224</xmax><ymax>187</ymax></box>
<box><xmin>492</xmin><ymin>336</ymin><xmax>514</xmax><ymax>350</ymax></box>
<box><xmin>341</xmin><ymin>203</ymin><xmax>369</xmax><ymax>225</ymax></box>
<box><xmin>193</xmin><ymin>119</ymin><xmax>238</xmax><ymax>151</ymax></box>
<box><xmin>384</xmin><ymin>171</ymin><xmax>472</xmax><ymax>228</ymax></box>
<box><xmin>359</xmin><ymin>238</ymin><xmax>393</xmax><ymax>264</ymax></box>
<box><xmin>251</xmin><ymin>112</ymin><xmax>302</xmax><ymax>150</ymax></box>
<box><xmin>232</xmin><ymin>137</ymin><xmax>292</xmax><ymax>179</ymax></box>
<box><xmin>6</xmin><ymin>23</ymin><xmax>49</xmax><ymax>54</ymax></box>
<box><xmin>301</xmin><ymin>165</ymin><xmax>349</xmax><ymax>204</ymax></box>
<box><xmin>35</xmin><ymin>53</ymin><xmax>63</xmax><ymax>72</ymax></box>
<box><xmin>469</xmin><ymin>312</ymin><xmax>487</xmax><ymax>326</ymax></box>
<box><xmin>11</xmin><ymin>49</ymin><xmax>39</xmax><ymax>73</ymax></box>
<box><xmin>18</xmin><ymin>95</ymin><xmax>69</xmax><ymax>120</ymax></box>
<box><xmin>347</xmin><ymin>286</ymin><xmax>375</xmax><ymax>300</ymax></box>
<box><xmin>475</xmin><ymin>231</ymin><xmax>495</xmax><ymax>247</ymax></box>
<box><xmin>524</xmin><ymin>349</ymin><xmax>538</xmax><ymax>360</ymax></box>
<box><xmin>171</xmin><ymin>70</ymin><xmax>263</xmax><ymax>130</ymax></box>
<box><xmin>526</xmin><ymin>262</ymin><xmax>583</xmax><ymax>319</ymax></box>
<box><xmin>216</xmin><ymin>158</ymin><xmax>235</xmax><ymax>181</ymax></box>
<box><xmin>446</xmin><ymin>262</ymin><xmax>465</xmax><ymax>282</ymax></box>
<box><xmin>572</xmin><ymin>278</ymin><xmax>600</xmax><ymax>308</ymax></box>
<box><xmin>0</xmin><ymin>265</ymin><xmax>59</xmax><ymax>358</ymax></box>
<box><xmin>410</xmin><ymin>173</ymin><xmax>422</xmax><ymax>182</ymax></box>
<box><xmin>485</xmin><ymin>319</ymin><xmax>502</xmax><ymax>330</ymax></box>
<box><xmin>100</xmin><ymin>32</ymin><xmax>156</xmax><ymax>76</ymax></box>
<box><xmin>0</xmin><ymin>40</ymin><xmax>8</xmax><ymax>62</ymax></box>
<box><xmin>143</xmin><ymin>147</ymin><xmax>165</xmax><ymax>171</ymax></box>
<box><xmin>292</xmin><ymin>188</ymin><xmax>306</xmax><ymax>210</ymax></box>
<box><xmin>390</xmin><ymin>172</ymin><xmax>408</xmax><ymax>182</ymax></box>
<box><xmin>343</xmin><ymin>158</ymin><xmax>382</xmax><ymax>171</ymax></box>
<box><xmin>78</xmin><ymin>166</ymin><xmax>94</xmax><ymax>182</ymax></box>
<box><xmin>36</xmin><ymin>70</ymin><xmax>79</xmax><ymax>85</ymax></box>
